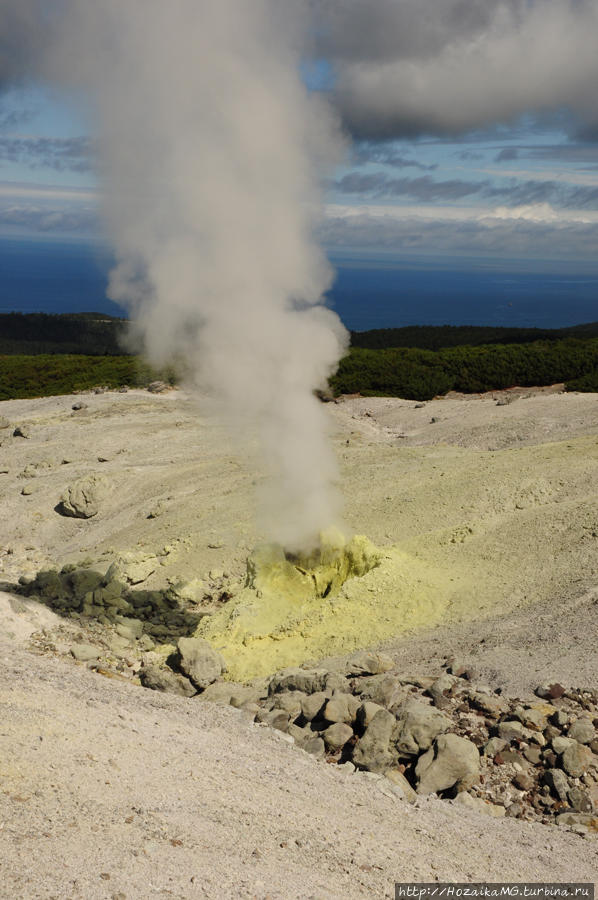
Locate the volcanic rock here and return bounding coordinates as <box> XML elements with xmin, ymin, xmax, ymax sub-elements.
<box><xmin>446</xmin><ymin>658</ymin><xmax>472</xmax><ymax>678</ymax></box>
<box><xmin>58</xmin><ymin>473</ymin><xmax>112</xmax><ymax>518</ymax></box>
<box><xmin>561</xmin><ymin>741</ymin><xmax>594</xmax><ymax>777</ymax></box>
<box><xmin>568</xmin><ymin>786</ymin><xmax>593</xmax><ymax>813</ymax></box>
<box><xmin>105</xmin><ymin>551</ymin><xmax>158</xmax><ymax>585</ymax></box>
<box><xmin>523</xmin><ymin>746</ymin><xmax>543</xmax><ymax>765</ymax></box>
<box><xmin>535</xmin><ymin>683</ymin><xmax>566</xmax><ymax>700</ymax></box>
<box><xmin>415</xmin><ymin>733</ymin><xmax>480</xmax><ymax>795</ymax></box>
<box><xmin>454</xmin><ymin>792</ymin><xmax>505</xmax><ymax>817</ymax></box>
<box><xmin>355</xmin><ymin>674</ymin><xmax>404</xmax><ymax>709</ymax></box>
<box><xmin>497</xmin><ymin>720</ymin><xmax>531</xmax><ymax>742</ymax></box>
<box><xmin>428</xmin><ymin>674</ymin><xmax>458</xmax><ymax>709</ymax></box>
<box><xmin>568</xmin><ymin>718</ymin><xmax>595</xmax><ymax>744</ymax></box>
<box><xmin>484</xmin><ymin>737</ymin><xmax>507</xmax><ymax>757</ymax></box>
<box><xmin>468</xmin><ymin>690</ymin><xmax>507</xmax><ymax>718</ymax></box>
<box><xmin>345</xmin><ymin>651</ymin><xmax>394</xmax><ymax>677</ymax></box>
<box><xmin>556</xmin><ymin>812</ymin><xmax>598</xmax><ymax>828</ymax></box>
<box><xmin>323</xmin><ymin>693</ymin><xmax>360</xmax><ymax>724</ymax></box>
<box><xmin>268</xmin><ymin>668</ymin><xmax>329</xmax><ymax>695</ymax></box>
<box><xmin>543</xmin><ymin>768</ymin><xmax>570</xmax><ymax>802</ymax></box>
<box><xmin>551</xmin><ymin>735</ymin><xmax>575</xmax><ymax>755</ymax></box>
<box><xmin>352</xmin><ymin>708</ymin><xmax>397</xmax><ymax>773</ymax></box>
<box><xmin>115</xmin><ymin>619</ymin><xmax>143</xmax><ymax>642</ymax></box>
<box><xmin>176</xmin><ymin>636</ymin><xmax>226</xmax><ymax>689</ymax></box>
<box><xmin>356</xmin><ymin>701</ymin><xmax>385</xmax><ymax>729</ymax></box>
<box><xmin>198</xmin><ymin>682</ymin><xmax>240</xmax><ymax>705</ymax></box>
<box><xmin>70</xmin><ymin>642</ymin><xmax>101</xmax><ymax>662</ymax></box>
<box><xmin>394</xmin><ymin>699</ymin><xmax>452</xmax><ymax>756</ymax></box>
<box><xmin>271</xmin><ymin>691</ymin><xmax>305</xmax><ymax>717</ymax></box>
<box><xmin>69</xmin><ymin>568</ymin><xmax>104</xmax><ymax>600</ymax></box>
<box><xmin>513</xmin><ymin>771</ymin><xmax>534</xmax><ymax>791</ymax></box>
<box><xmin>301</xmin><ymin>692</ymin><xmax>328</xmax><ymax>722</ymax></box>
<box><xmin>140</xmin><ymin>663</ymin><xmax>196</xmax><ymax>698</ymax></box>
<box><xmin>257</xmin><ymin>709</ymin><xmax>290</xmax><ymax>732</ymax></box>
<box><xmin>384</xmin><ymin>769</ymin><xmax>417</xmax><ymax>803</ymax></box>
<box><xmin>322</xmin><ymin>722</ymin><xmax>353</xmax><ymax>751</ymax></box>
<box><xmin>299</xmin><ymin>736</ymin><xmax>326</xmax><ymax>758</ymax></box>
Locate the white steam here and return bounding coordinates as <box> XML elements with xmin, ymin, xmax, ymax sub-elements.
<box><xmin>40</xmin><ymin>0</ymin><xmax>347</xmax><ymax>549</ymax></box>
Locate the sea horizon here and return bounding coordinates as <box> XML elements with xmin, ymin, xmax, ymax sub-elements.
<box><xmin>1</xmin><ymin>236</ymin><xmax>597</xmax><ymax>333</ymax></box>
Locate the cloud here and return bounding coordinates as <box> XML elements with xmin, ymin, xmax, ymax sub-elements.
<box><xmin>495</xmin><ymin>147</ymin><xmax>519</xmax><ymax>162</ymax></box>
<box><xmin>525</xmin><ymin>143</ymin><xmax>598</xmax><ymax>166</ymax></box>
<box><xmin>319</xmin><ymin>204</ymin><xmax>598</xmax><ymax>261</ymax></box>
<box><xmin>0</xmin><ymin>181</ymin><xmax>99</xmax><ymax>234</ymax></box>
<box><xmin>312</xmin><ymin>0</ymin><xmax>598</xmax><ymax>140</ymax></box>
<box><xmin>0</xmin><ymin>0</ymin><xmax>45</xmax><ymax>84</ymax></box>
<box><xmin>333</xmin><ymin>168</ymin><xmax>598</xmax><ymax>209</ymax></box>
<box><xmin>312</xmin><ymin>0</ymin><xmax>513</xmax><ymax>64</ymax></box>
<box><xmin>334</xmin><ymin>171</ymin><xmax>480</xmax><ymax>201</ymax></box>
<box><xmin>0</xmin><ymin>136</ymin><xmax>94</xmax><ymax>173</ymax></box>
<box><xmin>0</xmin><ymin>203</ymin><xmax>97</xmax><ymax>232</ymax></box>
<box><xmin>352</xmin><ymin>141</ymin><xmax>437</xmax><ymax>170</ymax></box>
<box><xmin>0</xmin><ymin>107</ymin><xmax>36</xmax><ymax>130</ymax></box>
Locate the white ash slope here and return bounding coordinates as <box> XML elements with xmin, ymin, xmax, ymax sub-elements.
<box><xmin>1</xmin><ymin>642</ymin><xmax>597</xmax><ymax>900</ymax></box>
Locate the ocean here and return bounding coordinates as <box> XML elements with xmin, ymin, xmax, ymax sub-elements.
<box><xmin>1</xmin><ymin>238</ymin><xmax>597</xmax><ymax>332</ymax></box>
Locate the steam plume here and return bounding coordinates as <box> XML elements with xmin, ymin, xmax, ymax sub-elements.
<box><xmin>32</xmin><ymin>0</ymin><xmax>347</xmax><ymax>549</ymax></box>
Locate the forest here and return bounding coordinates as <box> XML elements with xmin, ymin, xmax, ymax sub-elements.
<box><xmin>1</xmin><ymin>312</ymin><xmax>597</xmax><ymax>400</ymax></box>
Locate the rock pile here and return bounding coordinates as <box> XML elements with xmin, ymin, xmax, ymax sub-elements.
<box><xmin>18</xmin><ymin>563</ymin><xmax>598</xmax><ymax>835</ymax></box>
<box><xmin>149</xmin><ymin>651</ymin><xmax>598</xmax><ymax>834</ymax></box>
<box><xmin>18</xmin><ymin>562</ymin><xmax>205</xmax><ymax>639</ymax></box>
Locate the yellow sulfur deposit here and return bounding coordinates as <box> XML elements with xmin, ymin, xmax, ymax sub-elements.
<box><xmin>195</xmin><ymin>531</ymin><xmax>464</xmax><ymax>681</ymax></box>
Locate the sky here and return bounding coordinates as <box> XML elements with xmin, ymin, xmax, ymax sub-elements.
<box><xmin>2</xmin><ymin>0</ymin><xmax>598</xmax><ymax>273</ymax></box>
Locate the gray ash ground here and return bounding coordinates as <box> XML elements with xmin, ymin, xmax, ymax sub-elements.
<box><xmin>20</xmin><ymin>562</ymin><xmax>598</xmax><ymax>839</ymax></box>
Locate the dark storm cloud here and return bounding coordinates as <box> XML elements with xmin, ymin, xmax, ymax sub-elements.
<box><xmin>0</xmin><ymin>136</ymin><xmax>94</xmax><ymax>173</ymax></box>
<box><xmin>310</xmin><ymin>0</ymin><xmax>598</xmax><ymax>140</ymax></box>
<box><xmin>310</xmin><ymin>0</ymin><xmax>519</xmax><ymax>64</ymax></box>
<box><xmin>0</xmin><ymin>0</ymin><xmax>49</xmax><ymax>85</ymax></box>
<box><xmin>4</xmin><ymin>1</ymin><xmax>598</xmax><ymax>147</ymax></box>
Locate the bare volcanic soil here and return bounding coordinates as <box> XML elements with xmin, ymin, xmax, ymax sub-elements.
<box><xmin>1</xmin><ymin>385</ymin><xmax>598</xmax><ymax>898</ymax></box>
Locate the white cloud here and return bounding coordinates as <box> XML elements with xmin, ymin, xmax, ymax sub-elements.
<box><xmin>320</xmin><ymin>200</ymin><xmax>598</xmax><ymax>262</ymax></box>
<box><xmin>315</xmin><ymin>0</ymin><xmax>598</xmax><ymax>139</ymax></box>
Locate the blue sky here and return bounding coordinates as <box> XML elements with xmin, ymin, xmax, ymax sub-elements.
<box><xmin>2</xmin><ymin>0</ymin><xmax>598</xmax><ymax>273</ymax></box>
<box><xmin>2</xmin><ymin>82</ymin><xmax>598</xmax><ymax>272</ymax></box>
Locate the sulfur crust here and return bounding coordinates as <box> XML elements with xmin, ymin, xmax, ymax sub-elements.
<box><xmin>196</xmin><ymin>432</ymin><xmax>598</xmax><ymax>682</ymax></box>
<box><xmin>195</xmin><ymin>533</ymin><xmax>468</xmax><ymax>681</ymax></box>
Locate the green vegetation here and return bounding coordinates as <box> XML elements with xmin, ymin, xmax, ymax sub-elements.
<box><xmin>0</xmin><ymin>355</ymin><xmax>177</xmax><ymax>401</ymax></box>
<box><xmin>1</xmin><ymin>313</ymin><xmax>597</xmax><ymax>401</ymax></box>
<box><xmin>565</xmin><ymin>369</ymin><xmax>598</xmax><ymax>393</ymax></box>
<box><xmin>331</xmin><ymin>338</ymin><xmax>598</xmax><ymax>400</ymax></box>
<box><xmin>350</xmin><ymin>321</ymin><xmax>598</xmax><ymax>350</ymax></box>
<box><xmin>0</xmin><ymin>312</ymin><xmax>127</xmax><ymax>356</ymax></box>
